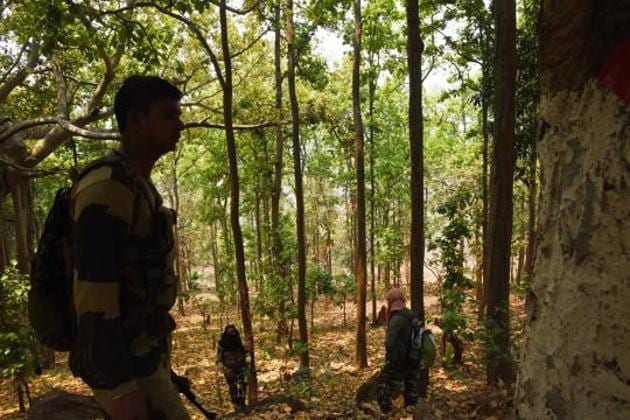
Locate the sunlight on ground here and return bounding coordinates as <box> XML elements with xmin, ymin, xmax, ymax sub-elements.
<box><xmin>0</xmin><ymin>291</ymin><xmax>525</xmax><ymax>419</ymax></box>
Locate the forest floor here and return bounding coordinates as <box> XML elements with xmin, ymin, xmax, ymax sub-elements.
<box><xmin>0</xmin><ymin>288</ymin><xmax>526</xmax><ymax>419</ymax></box>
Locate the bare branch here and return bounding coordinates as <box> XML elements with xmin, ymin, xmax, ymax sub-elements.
<box><xmin>52</xmin><ymin>58</ymin><xmax>69</xmax><ymax>118</ymax></box>
<box><xmin>0</xmin><ymin>118</ymin><xmax>58</xmax><ymax>145</ymax></box>
<box><xmin>231</xmin><ymin>25</ymin><xmax>271</xmax><ymax>60</ymax></box>
<box><xmin>421</xmin><ymin>56</ymin><xmax>437</xmax><ymax>83</ymax></box>
<box><xmin>0</xmin><ymin>157</ymin><xmax>65</xmax><ymax>178</ymax></box>
<box><xmin>181</xmin><ymin>102</ymin><xmax>223</xmax><ymax>115</ymax></box>
<box><xmin>94</xmin><ymin>2</ymin><xmax>226</xmax><ymax>89</ymax></box>
<box><xmin>57</xmin><ymin>119</ymin><xmax>119</xmax><ymax>140</ymax></box>
<box><xmin>27</xmin><ymin>108</ymin><xmax>113</xmax><ymax>165</ymax></box>
<box><xmin>185</xmin><ymin>120</ymin><xmax>286</xmax><ymax>130</ymax></box>
<box><xmin>69</xmin><ymin>1</ymin><xmax>112</xmax><ymax>71</ymax></box>
<box><xmin>207</xmin><ymin>0</ymin><xmax>262</xmax><ymax>15</ymax></box>
<box><xmin>0</xmin><ymin>40</ymin><xmax>40</xmax><ymax>103</ymax></box>
<box><xmin>0</xmin><ymin>41</ymin><xmax>28</xmax><ymax>86</ymax></box>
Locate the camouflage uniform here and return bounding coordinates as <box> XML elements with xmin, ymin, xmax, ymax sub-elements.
<box><xmin>68</xmin><ymin>151</ymin><xmax>188</xmax><ymax>419</ymax></box>
<box><xmin>376</xmin><ymin>307</ymin><xmax>421</xmax><ymax>412</ymax></box>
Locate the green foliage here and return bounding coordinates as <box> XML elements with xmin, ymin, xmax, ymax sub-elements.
<box><xmin>429</xmin><ymin>187</ymin><xmax>475</xmax><ymax>363</ymax></box>
<box><xmin>0</xmin><ymin>265</ymin><xmax>36</xmax><ymax>379</ymax></box>
<box><xmin>0</xmin><ymin>0</ymin><xmax>539</xmax><ymax>384</ymax></box>
<box><xmin>332</xmin><ymin>273</ymin><xmax>355</xmax><ymax>307</ymax></box>
<box><xmin>306</xmin><ymin>264</ymin><xmax>334</xmax><ymax>300</ymax></box>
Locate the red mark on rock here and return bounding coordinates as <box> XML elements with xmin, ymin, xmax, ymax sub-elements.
<box><xmin>597</xmin><ymin>38</ymin><xmax>630</xmax><ymax>104</ymax></box>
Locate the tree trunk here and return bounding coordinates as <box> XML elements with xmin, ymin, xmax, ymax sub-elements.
<box><xmin>480</xmin><ymin>18</ymin><xmax>491</xmax><ymax>320</ymax></box>
<box><xmin>480</xmin><ymin>77</ymin><xmax>490</xmax><ymax>319</ymax></box>
<box><xmin>286</xmin><ymin>0</ymin><xmax>309</xmax><ymax>371</ymax></box>
<box><xmin>352</xmin><ymin>0</ymin><xmax>368</xmax><ymax>370</ymax></box>
<box><xmin>0</xmin><ymin>189</ymin><xmax>9</xmax><ymax>272</ymax></box>
<box><xmin>345</xmin><ymin>165</ymin><xmax>356</xmax><ymax>272</ymax></box>
<box><xmin>210</xmin><ymin>222</ymin><xmax>222</xmax><ymax>301</ymax></box>
<box><xmin>255</xmin><ymin>191</ymin><xmax>263</xmax><ymax>285</ymax></box>
<box><xmin>486</xmin><ymin>0</ymin><xmax>516</xmax><ymax>384</ymax></box>
<box><xmin>475</xmin><ymin>227</ymin><xmax>484</xmax><ymax>310</ymax></box>
<box><xmin>219</xmin><ymin>0</ymin><xmax>258</xmax><ymax>403</ymax></box>
<box><xmin>326</xmin><ymin>225</ymin><xmax>332</xmax><ymax>275</ymax></box>
<box><xmin>10</xmin><ymin>175</ymin><xmax>32</xmax><ymax>274</ymax></box>
<box><xmin>515</xmin><ymin>3</ymin><xmax>630</xmax><ymax>418</ymax></box>
<box><xmin>524</xmin><ymin>140</ymin><xmax>537</xmax><ymax>281</ymax></box>
<box><xmin>171</xmin><ymin>151</ymin><xmax>186</xmax><ymax>316</ymax></box>
<box><xmin>515</xmin><ymin>243</ymin><xmax>525</xmax><ymax>285</ymax></box>
<box><xmin>310</xmin><ymin>295</ymin><xmax>315</xmax><ymax>333</ymax></box>
<box><xmin>406</xmin><ymin>0</ymin><xmax>425</xmax><ymax>321</ymax></box>
<box><xmin>368</xmin><ymin>52</ymin><xmax>378</xmax><ymax>326</ymax></box>
<box><xmin>271</xmin><ymin>1</ymin><xmax>290</xmax><ymax>346</ymax></box>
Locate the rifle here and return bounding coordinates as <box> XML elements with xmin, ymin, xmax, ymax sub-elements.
<box><xmin>171</xmin><ymin>369</ymin><xmax>217</xmax><ymax>419</ymax></box>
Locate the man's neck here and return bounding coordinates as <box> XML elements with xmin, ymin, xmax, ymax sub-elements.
<box><xmin>119</xmin><ymin>140</ymin><xmax>157</xmax><ymax>178</ymax></box>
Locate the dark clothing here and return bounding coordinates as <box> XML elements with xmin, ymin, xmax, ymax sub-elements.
<box><xmin>224</xmin><ymin>369</ymin><xmax>246</xmax><ymax>410</ymax></box>
<box><xmin>385</xmin><ymin>308</ymin><xmax>414</xmax><ymax>374</ymax></box>
<box><xmin>217</xmin><ymin>338</ymin><xmax>248</xmax><ymax>410</ymax></box>
<box><xmin>377</xmin><ymin>307</ymin><xmax>420</xmax><ymax>412</ymax></box>
<box><xmin>376</xmin><ymin>364</ymin><xmax>421</xmax><ymax>412</ymax></box>
<box><xmin>217</xmin><ymin>342</ymin><xmax>247</xmax><ymax>378</ymax></box>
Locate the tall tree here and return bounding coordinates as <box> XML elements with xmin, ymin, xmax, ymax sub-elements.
<box><xmin>516</xmin><ymin>0</ymin><xmax>540</xmax><ymax>283</ymax></box>
<box><xmin>352</xmin><ymin>0</ymin><xmax>368</xmax><ymax>370</ymax></box>
<box><xmin>515</xmin><ymin>2</ymin><xmax>630</xmax><ymax>418</ymax></box>
<box><xmin>485</xmin><ymin>0</ymin><xmax>516</xmax><ymax>384</ymax></box>
<box><xmin>219</xmin><ymin>0</ymin><xmax>259</xmax><ymax>402</ymax></box>
<box><xmin>271</xmin><ymin>0</ymin><xmax>290</xmax><ymax>343</ymax></box>
<box><xmin>286</xmin><ymin>0</ymin><xmax>309</xmax><ymax>371</ymax></box>
<box><xmin>406</xmin><ymin>0</ymin><xmax>424</xmax><ymax>321</ymax></box>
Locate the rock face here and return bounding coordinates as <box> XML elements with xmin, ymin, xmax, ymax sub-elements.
<box><xmin>27</xmin><ymin>389</ymin><xmax>102</xmax><ymax>420</ymax></box>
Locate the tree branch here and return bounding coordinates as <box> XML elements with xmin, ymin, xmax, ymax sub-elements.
<box><xmin>185</xmin><ymin>120</ymin><xmax>287</xmax><ymax>130</ymax></box>
<box><xmin>0</xmin><ymin>41</ymin><xmax>28</xmax><ymax>86</ymax></box>
<box><xmin>207</xmin><ymin>0</ymin><xmax>262</xmax><ymax>15</ymax></box>
<box><xmin>231</xmin><ymin>25</ymin><xmax>272</xmax><ymax>60</ymax></box>
<box><xmin>0</xmin><ymin>157</ymin><xmax>65</xmax><ymax>178</ymax></box>
<box><xmin>0</xmin><ymin>118</ymin><xmax>58</xmax><ymax>145</ymax></box>
<box><xmin>95</xmin><ymin>2</ymin><xmax>226</xmax><ymax>89</ymax></box>
<box><xmin>52</xmin><ymin>58</ymin><xmax>69</xmax><ymax>118</ymax></box>
<box><xmin>0</xmin><ymin>40</ymin><xmax>40</xmax><ymax>103</ymax></box>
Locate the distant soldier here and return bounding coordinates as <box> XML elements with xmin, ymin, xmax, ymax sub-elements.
<box><xmin>69</xmin><ymin>76</ymin><xmax>188</xmax><ymax>419</ymax></box>
<box><xmin>216</xmin><ymin>324</ymin><xmax>249</xmax><ymax>411</ymax></box>
<box><xmin>376</xmin><ymin>288</ymin><xmax>421</xmax><ymax>413</ymax></box>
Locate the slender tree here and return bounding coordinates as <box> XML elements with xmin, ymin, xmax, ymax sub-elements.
<box><xmin>485</xmin><ymin>0</ymin><xmax>516</xmax><ymax>384</ymax></box>
<box><xmin>286</xmin><ymin>0</ymin><xmax>309</xmax><ymax>371</ymax></box>
<box><xmin>271</xmin><ymin>0</ymin><xmax>290</xmax><ymax>342</ymax></box>
<box><xmin>352</xmin><ymin>0</ymin><xmax>368</xmax><ymax>369</ymax></box>
<box><xmin>219</xmin><ymin>0</ymin><xmax>259</xmax><ymax>401</ymax></box>
<box><xmin>406</xmin><ymin>0</ymin><xmax>424</xmax><ymax>321</ymax></box>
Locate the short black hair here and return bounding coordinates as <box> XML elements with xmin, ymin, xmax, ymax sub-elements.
<box><xmin>114</xmin><ymin>75</ymin><xmax>183</xmax><ymax>133</ymax></box>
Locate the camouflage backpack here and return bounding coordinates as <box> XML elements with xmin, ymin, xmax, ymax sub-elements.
<box><xmin>28</xmin><ymin>155</ymin><xmax>132</xmax><ymax>351</ymax></box>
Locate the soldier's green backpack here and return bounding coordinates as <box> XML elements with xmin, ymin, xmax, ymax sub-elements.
<box><xmin>408</xmin><ymin>318</ymin><xmax>437</xmax><ymax>369</ymax></box>
<box><xmin>28</xmin><ymin>155</ymin><xmax>131</xmax><ymax>351</ymax></box>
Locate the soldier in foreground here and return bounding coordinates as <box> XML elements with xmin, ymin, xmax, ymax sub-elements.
<box><xmin>69</xmin><ymin>75</ymin><xmax>188</xmax><ymax>419</ymax></box>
